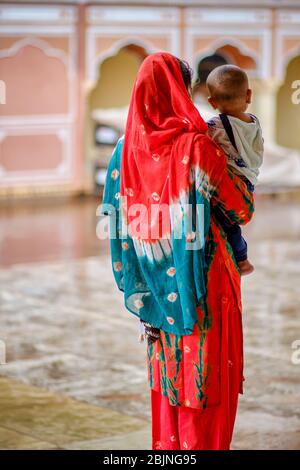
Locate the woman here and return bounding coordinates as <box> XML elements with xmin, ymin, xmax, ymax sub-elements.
<box><xmin>101</xmin><ymin>53</ymin><xmax>254</xmax><ymax>450</ymax></box>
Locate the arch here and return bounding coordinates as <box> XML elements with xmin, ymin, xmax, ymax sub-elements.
<box><xmin>216</xmin><ymin>44</ymin><xmax>257</xmax><ymax>71</ymax></box>
<box><xmin>0</xmin><ymin>37</ymin><xmax>72</xmax><ymax>117</ymax></box>
<box><xmin>276</xmin><ymin>55</ymin><xmax>300</xmax><ymax>151</ymax></box>
<box><xmin>0</xmin><ymin>41</ymin><xmax>69</xmax><ymax>116</ymax></box>
<box><xmin>88</xmin><ymin>36</ymin><xmax>155</xmax><ymax>88</ymax></box>
<box><xmin>193</xmin><ymin>37</ymin><xmax>259</xmax><ymax>80</ymax></box>
<box><xmin>89</xmin><ymin>43</ymin><xmax>148</xmax><ymax>110</ymax></box>
<box><xmin>277</xmin><ymin>46</ymin><xmax>300</xmax><ymax>83</ymax></box>
<box><xmin>85</xmin><ymin>42</ymin><xmax>149</xmax><ymax>184</ymax></box>
<box><xmin>0</xmin><ymin>36</ymin><xmax>70</xmax><ymax>69</ymax></box>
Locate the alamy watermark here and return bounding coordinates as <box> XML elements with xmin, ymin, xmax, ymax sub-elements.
<box><xmin>0</xmin><ymin>340</ymin><xmax>6</xmax><ymax>365</ymax></box>
<box><xmin>96</xmin><ymin>201</ymin><xmax>205</xmax><ymax>250</ymax></box>
<box><xmin>291</xmin><ymin>80</ymin><xmax>300</xmax><ymax>105</ymax></box>
<box><xmin>0</xmin><ymin>80</ymin><xmax>6</xmax><ymax>105</ymax></box>
<box><xmin>291</xmin><ymin>339</ymin><xmax>300</xmax><ymax>365</ymax></box>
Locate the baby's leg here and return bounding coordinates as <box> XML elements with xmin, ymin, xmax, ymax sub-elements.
<box><xmin>225</xmin><ymin>225</ymin><xmax>254</xmax><ymax>275</ymax></box>
<box><xmin>214</xmin><ymin>212</ymin><xmax>254</xmax><ymax>276</ymax></box>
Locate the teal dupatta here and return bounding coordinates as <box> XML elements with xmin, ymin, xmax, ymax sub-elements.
<box><xmin>101</xmin><ymin>136</ymin><xmax>211</xmax><ymax>336</ymax></box>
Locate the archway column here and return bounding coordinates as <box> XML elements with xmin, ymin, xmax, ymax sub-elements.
<box><xmin>251</xmin><ymin>78</ymin><xmax>281</xmax><ymax>145</ymax></box>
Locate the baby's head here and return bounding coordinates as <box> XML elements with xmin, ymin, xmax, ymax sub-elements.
<box><xmin>206</xmin><ymin>65</ymin><xmax>251</xmax><ymax>115</ymax></box>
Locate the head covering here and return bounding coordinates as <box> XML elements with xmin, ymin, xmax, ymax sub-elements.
<box><xmin>103</xmin><ymin>52</ymin><xmax>215</xmax><ymax>335</ymax></box>
<box><xmin>121</xmin><ymin>52</ymin><xmax>208</xmax><ymax>240</ymax></box>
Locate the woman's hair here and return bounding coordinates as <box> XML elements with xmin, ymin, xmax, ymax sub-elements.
<box><xmin>177</xmin><ymin>58</ymin><xmax>193</xmax><ymax>90</ymax></box>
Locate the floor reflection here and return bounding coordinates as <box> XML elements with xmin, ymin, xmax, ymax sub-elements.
<box><xmin>0</xmin><ymin>195</ymin><xmax>299</xmax><ymax>449</ymax></box>
<box><xmin>0</xmin><ymin>197</ymin><xmax>108</xmax><ymax>267</ymax></box>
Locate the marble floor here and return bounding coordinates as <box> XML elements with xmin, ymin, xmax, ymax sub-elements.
<box><xmin>0</xmin><ymin>196</ymin><xmax>299</xmax><ymax>449</ymax></box>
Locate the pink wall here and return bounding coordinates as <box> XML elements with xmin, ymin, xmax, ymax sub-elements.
<box><xmin>0</xmin><ymin>134</ymin><xmax>63</xmax><ymax>171</ymax></box>
<box><xmin>0</xmin><ymin>45</ymin><xmax>68</xmax><ymax>116</ymax></box>
<box><xmin>0</xmin><ymin>4</ymin><xmax>81</xmax><ymax>194</ymax></box>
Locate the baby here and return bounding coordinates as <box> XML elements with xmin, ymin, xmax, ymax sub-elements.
<box><xmin>206</xmin><ymin>64</ymin><xmax>264</xmax><ymax>275</ymax></box>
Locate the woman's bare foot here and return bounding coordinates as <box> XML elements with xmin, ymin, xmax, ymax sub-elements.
<box><xmin>238</xmin><ymin>259</ymin><xmax>254</xmax><ymax>276</ymax></box>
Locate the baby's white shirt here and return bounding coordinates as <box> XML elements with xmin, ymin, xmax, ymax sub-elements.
<box><xmin>207</xmin><ymin>113</ymin><xmax>264</xmax><ymax>185</ymax></box>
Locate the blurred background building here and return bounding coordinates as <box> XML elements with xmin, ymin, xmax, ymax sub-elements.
<box><xmin>0</xmin><ymin>0</ymin><xmax>300</xmax><ymax>450</ymax></box>
<box><xmin>1</xmin><ymin>0</ymin><xmax>300</xmax><ymax>199</ymax></box>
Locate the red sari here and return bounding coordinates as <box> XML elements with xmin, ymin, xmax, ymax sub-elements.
<box><xmin>149</xmin><ymin>186</ymin><xmax>252</xmax><ymax>449</ymax></box>
<box><xmin>117</xmin><ymin>53</ymin><xmax>254</xmax><ymax>450</ymax></box>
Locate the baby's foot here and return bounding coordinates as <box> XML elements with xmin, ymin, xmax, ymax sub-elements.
<box><xmin>238</xmin><ymin>259</ymin><xmax>254</xmax><ymax>276</ymax></box>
